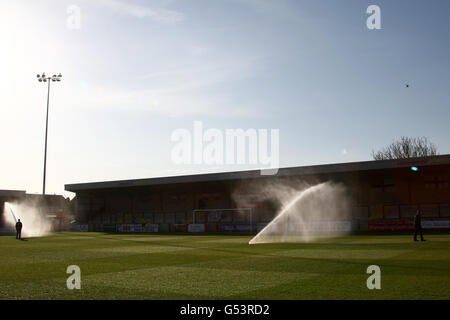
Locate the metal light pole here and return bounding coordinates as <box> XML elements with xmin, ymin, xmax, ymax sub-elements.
<box><xmin>37</xmin><ymin>73</ymin><xmax>62</xmax><ymax>195</ymax></box>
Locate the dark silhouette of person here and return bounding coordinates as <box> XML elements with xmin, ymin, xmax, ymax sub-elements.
<box><xmin>15</xmin><ymin>219</ymin><xmax>23</xmax><ymax>240</ymax></box>
<box><xmin>414</xmin><ymin>210</ymin><xmax>425</xmax><ymax>242</ymax></box>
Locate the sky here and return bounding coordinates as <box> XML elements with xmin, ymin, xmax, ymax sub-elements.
<box><xmin>1</xmin><ymin>0</ymin><xmax>449</xmax><ymax>197</ymax></box>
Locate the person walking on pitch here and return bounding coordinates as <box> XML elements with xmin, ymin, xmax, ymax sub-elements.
<box><xmin>15</xmin><ymin>219</ymin><xmax>23</xmax><ymax>240</ymax></box>
<box><xmin>414</xmin><ymin>210</ymin><xmax>426</xmax><ymax>242</ymax></box>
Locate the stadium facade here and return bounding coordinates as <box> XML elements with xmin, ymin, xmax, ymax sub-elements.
<box><xmin>0</xmin><ymin>191</ymin><xmax>72</xmax><ymax>233</ymax></box>
<box><xmin>65</xmin><ymin>155</ymin><xmax>450</xmax><ymax>233</ymax></box>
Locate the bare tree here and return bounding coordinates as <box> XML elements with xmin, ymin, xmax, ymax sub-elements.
<box><xmin>372</xmin><ymin>136</ymin><xmax>438</xmax><ymax>160</ymax></box>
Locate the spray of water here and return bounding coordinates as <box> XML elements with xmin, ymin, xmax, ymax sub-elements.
<box><xmin>4</xmin><ymin>201</ymin><xmax>53</xmax><ymax>237</ymax></box>
<box><xmin>248</xmin><ymin>182</ymin><xmax>351</xmax><ymax>244</ymax></box>
<box><xmin>6</xmin><ymin>203</ymin><xmax>18</xmax><ymax>223</ymax></box>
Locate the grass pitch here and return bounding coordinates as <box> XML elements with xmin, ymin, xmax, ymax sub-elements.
<box><xmin>0</xmin><ymin>233</ymin><xmax>449</xmax><ymax>300</ymax></box>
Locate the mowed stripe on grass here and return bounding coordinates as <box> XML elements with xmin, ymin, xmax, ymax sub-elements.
<box><xmin>0</xmin><ymin>233</ymin><xmax>449</xmax><ymax>299</ymax></box>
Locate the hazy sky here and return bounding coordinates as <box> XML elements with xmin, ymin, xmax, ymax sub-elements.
<box><xmin>1</xmin><ymin>0</ymin><xmax>449</xmax><ymax>196</ymax></box>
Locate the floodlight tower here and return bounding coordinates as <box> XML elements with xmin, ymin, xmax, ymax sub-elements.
<box><xmin>36</xmin><ymin>72</ymin><xmax>62</xmax><ymax>195</ymax></box>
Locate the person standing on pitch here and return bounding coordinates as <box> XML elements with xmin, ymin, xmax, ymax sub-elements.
<box><xmin>414</xmin><ymin>210</ymin><xmax>426</xmax><ymax>242</ymax></box>
<box><xmin>15</xmin><ymin>219</ymin><xmax>23</xmax><ymax>240</ymax></box>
